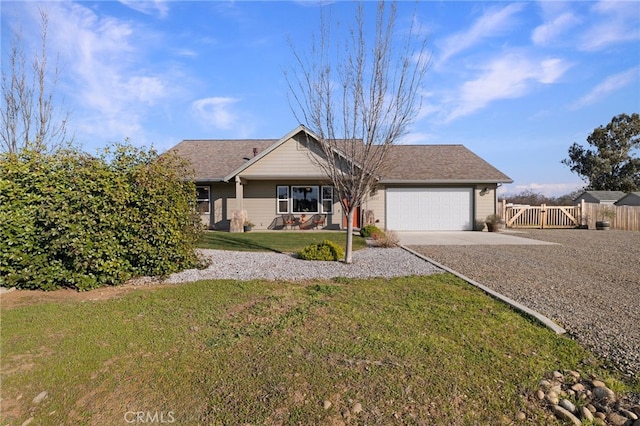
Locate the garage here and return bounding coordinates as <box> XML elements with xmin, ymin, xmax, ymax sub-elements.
<box><xmin>386</xmin><ymin>187</ymin><xmax>474</xmax><ymax>231</ymax></box>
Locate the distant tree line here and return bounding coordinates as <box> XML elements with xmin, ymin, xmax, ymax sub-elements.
<box><xmin>500</xmin><ymin>189</ymin><xmax>583</xmax><ymax>206</ymax></box>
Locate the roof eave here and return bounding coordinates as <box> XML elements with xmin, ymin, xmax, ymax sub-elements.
<box><xmin>379</xmin><ymin>178</ymin><xmax>514</xmax><ymax>185</ymax></box>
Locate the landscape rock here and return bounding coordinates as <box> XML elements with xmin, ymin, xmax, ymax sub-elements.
<box><xmin>352</xmin><ymin>402</ymin><xmax>363</xmax><ymax>414</ymax></box>
<box><xmin>552</xmin><ymin>405</ymin><xmax>581</xmax><ymax>426</ymax></box>
<box><xmin>579</xmin><ymin>406</ymin><xmax>594</xmax><ymax>421</ymax></box>
<box><xmin>593</xmin><ymin>386</ymin><xmax>616</xmax><ymax>404</ymax></box>
<box><xmin>571</xmin><ymin>383</ymin><xmax>585</xmax><ymax>392</ymax></box>
<box><xmin>560</xmin><ymin>398</ymin><xmax>577</xmax><ymax>413</ymax></box>
<box><xmin>32</xmin><ymin>391</ymin><xmax>47</xmax><ymax>404</ymax></box>
<box><xmin>620</xmin><ymin>408</ymin><xmax>639</xmax><ymax>420</ymax></box>
<box><xmin>533</xmin><ymin>370</ymin><xmax>638</xmax><ymax>426</ymax></box>
<box><xmin>607</xmin><ymin>412</ymin><xmax>630</xmax><ymax>426</ymax></box>
<box><xmin>323</xmin><ymin>400</ymin><xmax>332</xmax><ymax>410</ymax></box>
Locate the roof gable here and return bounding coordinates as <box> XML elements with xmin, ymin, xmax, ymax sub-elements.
<box><xmin>615</xmin><ymin>192</ymin><xmax>640</xmax><ymax>205</ymax></box>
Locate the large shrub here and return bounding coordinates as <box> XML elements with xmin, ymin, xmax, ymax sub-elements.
<box><xmin>0</xmin><ymin>145</ymin><xmax>202</xmax><ymax>291</ymax></box>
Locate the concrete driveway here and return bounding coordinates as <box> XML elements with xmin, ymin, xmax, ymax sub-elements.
<box><xmin>396</xmin><ymin>230</ymin><xmax>557</xmax><ymax>245</ymax></box>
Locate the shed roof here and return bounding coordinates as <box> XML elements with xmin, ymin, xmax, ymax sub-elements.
<box><xmin>574</xmin><ymin>190</ymin><xmax>626</xmax><ymax>202</ymax></box>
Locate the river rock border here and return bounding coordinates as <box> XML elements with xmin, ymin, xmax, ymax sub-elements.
<box><xmin>529</xmin><ymin>370</ymin><xmax>640</xmax><ymax>425</ymax></box>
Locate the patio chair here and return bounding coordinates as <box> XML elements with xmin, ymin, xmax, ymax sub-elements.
<box><xmin>282</xmin><ymin>214</ymin><xmax>297</xmax><ymax>230</ymax></box>
<box><xmin>311</xmin><ymin>214</ymin><xmax>326</xmax><ymax>229</ymax></box>
<box><xmin>298</xmin><ymin>214</ymin><xmax>326</xmax><ymax>230</ymax></box>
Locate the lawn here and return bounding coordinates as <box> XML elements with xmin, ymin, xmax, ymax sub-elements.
<box><xmin>2</xmin><ymin>231</ymin><xmax>636</xmax><ymax>424</ymax></box>
<box><xmin>196</xmin><ymin>230</ymin><xmax>368</xmax><ymax>253</ymax></box>
<box><xmin>1</xmin><ymin>274</ymin><xmax>633</xmax><ymax>425</ymax></box>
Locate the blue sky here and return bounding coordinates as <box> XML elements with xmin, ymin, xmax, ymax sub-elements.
<box><xmin>2</xmin><ymin>1</ymin><xmax>639</xmax><ymax>196</ymax></box>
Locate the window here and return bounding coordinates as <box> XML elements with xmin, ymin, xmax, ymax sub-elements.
<box><xmin>292</xmin><ymin>186</ymin><xmax>319</xmax><ymax>213</ymax></box>
<box><xmin>277</xmin><ymin>186</ymin><xmax>289</xmax><ymax>213</ymax></box>
<box><xmin>196</xmin><ymin>186</ymin><xmax>210</xmax><ymax>214</ymax></box>
<box><xmin>277</xmin><ymin>185</ymin><xmax>334</xmax><ymax>214</ymax></box>
<box><xmin>321</xmin><ymin>186</ymin><xmax>333</xmax><ymax>213</ymax></box>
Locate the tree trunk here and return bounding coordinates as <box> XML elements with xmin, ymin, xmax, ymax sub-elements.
<box><xmin>344</xmin><ymin>209</ymin><xmax>354</xmax><ymax>264</ymax></box>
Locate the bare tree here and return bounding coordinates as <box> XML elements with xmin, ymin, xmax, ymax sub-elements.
<box><xmin>1</xmin><ymin>8</ymin><xmax>72</xmax><ymax>154</ymax></box>
<box><xmin>287</xmin><ymin>1</ymin><xmax>429</xmax><ymax>263</ymax></box>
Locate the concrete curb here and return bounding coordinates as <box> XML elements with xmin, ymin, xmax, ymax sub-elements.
<box><xmin>401</xmin><ymin>245</ymin><xmax>566</xmax><ymax>335</ymax></box>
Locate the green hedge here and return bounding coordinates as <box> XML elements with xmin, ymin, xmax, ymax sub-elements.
<box><xmin>0</xmin><ymin>145</ymin><xmax>203</xmax><ymax>291</ymax></box>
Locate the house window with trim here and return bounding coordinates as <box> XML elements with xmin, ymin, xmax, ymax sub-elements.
<box><xmin>277</xmin><ymin>185</ymin><xmax>333</xmax><ymax>214</ymax></box>
<box><xmin>321</xmin><ymin>186</ymin><xmax>333</xmax><ymax>213</ymax></box>
<box><xmin>196</xmin><ymin>186</ymin><xmax>210</xmax><ymax>214</ymax></box>
<box><xmin>292</xmin><ymin>186</ymin><xmax>319</xmax><ymax>213</ymax></box>
<box><xmin>277</xmin><ymin>186</ymin><xmax>289</xmax><ymax>213</ymax></box>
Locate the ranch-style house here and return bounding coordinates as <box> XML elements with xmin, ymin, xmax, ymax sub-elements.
<box><xmin>169</xmin><ymin>125</ymin><xmax>513</xmax><ymax>231</ymax></box>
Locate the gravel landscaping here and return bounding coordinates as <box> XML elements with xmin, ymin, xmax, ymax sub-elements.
<box><xmin>164</xmin><ymin>247</ymin><xmax>443</xmax><ymax>283</ymax></box>
<box><xmin>408</xmin><ymin>229</ymin><xmax>640</xmax><ymax>378</ymax></box>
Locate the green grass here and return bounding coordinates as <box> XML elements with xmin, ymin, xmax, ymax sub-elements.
<box><xmin>196</xmin><ymin>230</ymin><xmax>367</xmax><ymax>253</ymax></box>
<box><xmin>2</xmin><ymin>274</ymin><xmax>636</xmax><ymax>425</ymax></box>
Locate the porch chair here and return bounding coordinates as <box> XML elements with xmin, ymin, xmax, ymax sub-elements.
<box><xmin>311</xmin><ymin>214</ymin><xmax>326</xmax><ymax>229</ymax></box>
<box><xmin>282</xmin><ymin>214</ymin><xmax>297</xmax><ymax>230</ymax></box>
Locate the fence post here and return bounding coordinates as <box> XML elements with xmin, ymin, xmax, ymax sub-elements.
<box><xmin>540</xmin><ymin>204</ymin><xmax>546</xmax><ymax>229</ymax></box>
<box><xmin>580</xmin><ymin>199</ymin><xmax>586</xmax><ymax>228</ymax></box>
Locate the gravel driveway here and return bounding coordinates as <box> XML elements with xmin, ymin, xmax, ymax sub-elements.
<box><xmin>408</xmin><ymin>229</ymin><xmax>640</xmax><ymax>377</ymax></box>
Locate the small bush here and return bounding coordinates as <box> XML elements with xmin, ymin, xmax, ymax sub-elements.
<box><xmin>298</xmin><ymin>240</ymin><xmax>345</xmax><ymax>261</ymax></box>
<box><xmin>360</xmin><ymin>224</ymin><xmax>382</xmax><ymax>238</ymax></box>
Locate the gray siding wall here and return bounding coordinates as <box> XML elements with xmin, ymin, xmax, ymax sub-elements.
<box><xmin>362</xmin><ymin>185</ymin><xmax>386</xmax><ymax>228</ymax></box>
<box><xmin>241</xmin><ymin>180</ymin><xmax>341</xmax><ymax>230</ymax></box>
<box><xmin>474</xmin><ymin>185</ymin><xmax>498</xmax><ymax>230</ymax></box>
<box><xmin>242</xmin><ymin>135</ymin><xmax>328</xmax><ymax>178</ymax></box>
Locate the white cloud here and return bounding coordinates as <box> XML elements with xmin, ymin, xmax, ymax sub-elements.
<box><xmin>192</xmin><ymin>97</ymin><xmax>239</xmax><ymax>130</ymax></box>
<box><xmin>118</xmin><ymin>0</ymin><xmax>169</xmax><ymax>18</ymax></box>
<box><xmin>572</xmin><ymin>67</ymin><xmax>639</xmax><ymax>109</ymax></box>
<box><xmin>436</xmin><ymin>3</ymin><xmax>525</xmax><ymax>66</ymax></box>
<box><xmin>397</xmin><ymin>132</ymin><xmax>434</xmax><ymax>145</ymax></box>
<box><xmin>579</xmin><ymin>1</ymin><xmax>640</xmax><ymax>51</ymax></box>
<box><xmin>531</xmin><ymin>12</ymin><xmax>580</xmax><ymax>46</ymax></box>
<box><xmin>446</xmin><ymin>53</ymin><xmax>571</xmax><ymax>122</ymax></box>
<box><xmin>25</xmin><ymin>2</ymin><xmax>181</xmax><ymax>145</ymax></box>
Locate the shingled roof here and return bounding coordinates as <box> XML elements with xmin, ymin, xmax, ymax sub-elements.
<box><xmin>381</xmin><ymin>144</ymin><xmax>512</xmax><ymax>183</ymax></box>
<box><xmin>169</xmin><ymin>139</ymin><xmax>277</xmax><ymax>181</ymax></box>
<box><xmin>169</xmin><ymin>131</ymin><xmax>512</xmax><ymax>184</ymax></box>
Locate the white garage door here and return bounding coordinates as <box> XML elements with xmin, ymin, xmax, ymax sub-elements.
<box><xmin>386</xmin><ymin>188</ymin><xmax>473</xmax><ymax>231</ymax></box>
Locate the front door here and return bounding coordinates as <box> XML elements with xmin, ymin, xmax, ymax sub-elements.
<box><xmin>342</xmin><ymin>198</ymin><xmax>361</xmax><ymax>229</ymax></box>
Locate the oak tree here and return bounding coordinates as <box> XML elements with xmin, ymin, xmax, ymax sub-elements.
<box><xmin>562</xmin><ymin>113</ymin><xmax>640</xmax><ymax>192</ymax></box>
